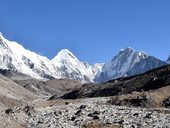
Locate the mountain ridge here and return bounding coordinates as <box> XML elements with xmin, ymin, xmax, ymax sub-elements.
<box><xmin>95</xmin><ymin>47</ymin><xmax>166</xmax><ymax>82</ymax></box>
<box><xmin>0</xmin><ymin>33</ymin><xmax>168</xmax><ymax>83</ymax></box>
<box><xmin>0</xmin><ymin>34</ymin><xmax>97</xmax><ymax>83</ymax></box>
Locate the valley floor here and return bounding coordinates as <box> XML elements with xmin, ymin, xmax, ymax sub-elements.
<box><xmin>0</xmin><ymin>97</ymin><xmax>170</xmax><ymax>128</ymax></box>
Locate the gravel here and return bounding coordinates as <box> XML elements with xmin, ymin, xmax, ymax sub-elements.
<box><xmin>23</xmin><ymin>97</ymin><xmax>170</xmax><ymax>128</ymax></box>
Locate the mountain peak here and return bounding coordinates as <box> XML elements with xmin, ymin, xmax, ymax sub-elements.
<box><xmin>120</xmin><ymin>47</ymin><xmax>135</xmax><ymax>52</ymax></box>
<box><xmin>52</xmin><ymin>49</ymin><xmax>78</xmax><ymax>62</ymax></box>
<box><xmin>59</xmin><ymin>48</ymin><xmax>71</xmax><ymax>54</ymax></box>
<box><xmin>119</xmin><ymin>47</ymin><xmax>147</xmax><ymax>58</ymax></box>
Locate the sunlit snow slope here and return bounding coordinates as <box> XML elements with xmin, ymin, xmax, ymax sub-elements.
<box><xmin>0</xmin><ymin>34</ymin><xmax>97</xmax><ymax>83</ymax></box>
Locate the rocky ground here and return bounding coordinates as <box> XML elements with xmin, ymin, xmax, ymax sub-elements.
<box><xmin>1</xmin><ymin>97</ymin><xmax>170</xmax><ymax>128</ymax></box>
<box><xmin>0</xmin><ymin>66</ymin><xmax>170</xmax><ymax>128</ymax></box>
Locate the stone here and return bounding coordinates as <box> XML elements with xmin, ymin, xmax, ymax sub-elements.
<box><xmin>93</xmin><ymin>116</ymin><xmax>100</xmax><ymax>120</ymax></box>
<box><xmin>5</xmin><ymin>108</ymin><xmax>13</xmax><ymax>114</ymax></box>
<box><xmin>79</xmin><ymin>105</ymin><xmax>86</xmax><ymax>109</ymax></box>
<box><xmin>75</xmin><ymin>110</ymin><xmax>82</xmax><ymax>116</ymax></box>
<box><xmin>71</xmin><ymin>116</ymin><xmax>76</xmax><ymax>121</ymax></box>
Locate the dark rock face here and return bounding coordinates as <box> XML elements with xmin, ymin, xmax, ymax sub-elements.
<box><xmin>62</xmin><ymin>65</ymin><xmax>170</xmax><ymax>99</ymax></box>
<box><xmin>0</xmin><ymin>69</ymin><xmax>10</xmax><ymax>75</ymax></box>
<box><xmin>167</xmin><ymin>55</ymin><xmax>170</xmax><ymax>61</ymax></box>
<box><xmin>0</xmin><ymin>69</ymin><xmax>24</xmax><ymax>78</ymax></box>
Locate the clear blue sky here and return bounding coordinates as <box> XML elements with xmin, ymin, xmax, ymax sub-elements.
<box><xmin>0</xmin><ymin>0</ymin><xmax>170</xmax><ymax>64</ymax></box>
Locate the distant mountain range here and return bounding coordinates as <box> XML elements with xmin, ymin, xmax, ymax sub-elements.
<box><xmin>0</xmin><ymin>33</ymin><xmax>169</xmax><ymax>83</ymax></box>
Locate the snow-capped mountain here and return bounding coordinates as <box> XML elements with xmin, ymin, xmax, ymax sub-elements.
<box><xmin>0</xmin><ymin>33</ymin><xmax>167</xmax><ymax>83</ymax></box>
<box><xmin>51</xmin><ymin>49</ymin><xmax>95</xmax><ymax>83</ymax></box>
<box><xmin>95</xmin><ymin>47</ymin><xmax>166</xmax><ymax>82</ymax></box>
<box><xmin>0</xmin><ymin>33</ymin><xmax>96</xmax><ymax>82</ymax></box>
<box><xmin>0</xmin><ymin>33</ymin><xmax>56</xmax><ymax>79</ymax></box>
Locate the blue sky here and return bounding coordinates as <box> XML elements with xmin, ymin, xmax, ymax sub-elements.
<box><xmin>0</xmin><ymin>0</ymin><xmax>170</xmax><ymax>64</ymax></box>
